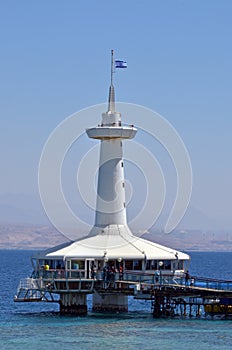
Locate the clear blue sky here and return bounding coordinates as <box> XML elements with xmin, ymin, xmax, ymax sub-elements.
<box><xmin>0</xmin><ymin>0</ymin><xmax>232</xmax><ymax>229</ymax></box>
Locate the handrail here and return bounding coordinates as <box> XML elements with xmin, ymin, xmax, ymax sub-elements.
<box><xmin>191</xmin><ymin>275</ymin><xmax>232</xmax><ymax>283</ymax></box>
<box><xmin>32</xmin><ymin>268</ymin><xmax>232</xmax><ymax>292</ymax></box>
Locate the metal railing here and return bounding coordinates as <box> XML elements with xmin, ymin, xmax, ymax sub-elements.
<box><xmin>187</xmin><ymin>275</ymin><xmax>232</xmax><ymax>291</ymax></box>
<box><xmin>31</xmin><ymin>269</ymin><xmax>232</xmax><ymax>292</ymax></box>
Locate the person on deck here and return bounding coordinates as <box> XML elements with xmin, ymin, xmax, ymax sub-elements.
<box><xmin>119</xmin><ymin>265</ymin><xmax>123</xmax><ymax>280</ymax></box>
<box><xmin>155</xmin><ymin>270</ymin><xmax>160</xmax><ymax>284</ymax></box>
<box><xmin>185</xmin><ymin>270</ymin><xmax>190</xmax><ymax>285</ymax></box>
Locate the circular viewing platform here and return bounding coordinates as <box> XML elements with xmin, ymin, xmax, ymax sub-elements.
<box><xmin>86</xmin><ymin>125</ymin><xmax>137</xmax><ymax>140</ymax></box>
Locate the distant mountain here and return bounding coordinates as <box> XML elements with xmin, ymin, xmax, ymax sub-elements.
<box><xmin>0</xmin><ymin>223</ymin><xmax>67</xmax><ymax>249</ymax></box>
<box><xmin>0</xmin><ymin>192</ymin><xmax>231</xmax><ymax>231</ymax></box>
<box><xmin>0</xmin><ymin>192</ymin><xmax>232</xmax><ymax>250</ymax></box>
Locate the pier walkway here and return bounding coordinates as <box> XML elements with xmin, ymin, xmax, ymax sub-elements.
<box><xmin>14</xmin><ymin>270</ymin><xmax>232</xmax><ymax>298</ymax></box>
<box><xmin>15</xmin><ymin>270</ymin><xmax>232</xmax><ymax>317</ymax></box>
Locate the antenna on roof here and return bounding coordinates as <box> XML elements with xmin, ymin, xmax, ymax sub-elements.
<box><xmin>110</xmin><ymin>49</ymin><xmax>115</xmax><ymax>86</ymax></box>
<box><xmin>108</xmin><ymin>49</ymin><xmax>115</xmax><ymax>113</ymax></box>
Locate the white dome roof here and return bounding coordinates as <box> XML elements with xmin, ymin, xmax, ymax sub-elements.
<box><xmin>33</xmin><ymin>224</ymin><xmax>189</xmax><ymax>261</ymax></box>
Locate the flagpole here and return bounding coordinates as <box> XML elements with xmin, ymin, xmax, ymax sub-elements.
<box><xmin>111</xmin><ymin>49</ymin><xmax>114</xmax><ymax>86</ymax></box>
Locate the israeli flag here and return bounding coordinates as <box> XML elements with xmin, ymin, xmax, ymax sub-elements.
<box><xmin>115</xmin><ymin>60</ymin><xmax>127</xmax><ymax>68</ymax></box>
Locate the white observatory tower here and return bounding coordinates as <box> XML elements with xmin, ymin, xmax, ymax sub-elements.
<box><xmin>15</xmin><ymin>51</ymin><xmax>190</xmax><ymax>315</ymax></box>
<box><xmin>86</xmin><ymin>50</ymin><xmax>137</xmax><ymax>311</ymax></box>
<box><xmin>86</xmin><ymin>50</ymin><xmax>136</xmax><ymax>237</ymax></box>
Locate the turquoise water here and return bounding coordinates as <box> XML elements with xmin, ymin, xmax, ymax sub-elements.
<box><xmin>2</xmin><ymin>313</ymin><xmax>232</xmax><ymax>350</ymax></box>
<box><xmin>1</xmin><ymin>250</ymin><xmax>232</xmax><ymax>349</ymax></box>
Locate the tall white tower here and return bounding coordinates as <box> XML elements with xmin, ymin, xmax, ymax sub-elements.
<box><xmin>15</xmin><ymin>50</ymin><xmax>190</xmax><ymax>315</ymax></box>
<box><xmin>86</xmin><ymin>50</ymin><xmax>137</xmax><ymax>311</ymax></box>
<box><xmin>86</xmin><ymin>50</ymin><xmax>137</xmax><ymax>237</ymax></box>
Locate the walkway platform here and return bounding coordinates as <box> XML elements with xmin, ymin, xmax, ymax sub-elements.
<box><xmin>14</xmin><ymin>271</ymin><xmax>232</xmax><ymax>318</ymax></box>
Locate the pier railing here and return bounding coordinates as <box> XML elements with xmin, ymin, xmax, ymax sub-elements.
<box><xmin>122</xmin><ymin>272</ymin><xmax>232</xmax><ymax>291</ymax></box>
<box><xmin>30</xmin><ymin>269</ymin><xmax>232</xmax><ymax>292</ymax></box>
<box><xmin>15</xmin><ymin>270</ymin><xmax>232</xmax><ymax>303</ymax></box>
<box><xmin>188</xmin><ymin>275</ymin><xmax>232</xmax><ymax>291</ymax></box>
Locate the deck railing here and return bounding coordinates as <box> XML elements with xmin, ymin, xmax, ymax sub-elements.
<box><xmin>188</xmin><ymin>275</ymin><xmax>232</xmax><ymax>291</ymax></box>
<box><xmin>32</xmin><ymin>269</ymin><xmax>232</xmax><ymax>292</ymax></box>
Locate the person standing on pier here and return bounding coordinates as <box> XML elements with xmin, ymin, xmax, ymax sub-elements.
<box><xmin>155</xmin><ymin>270</ymin><xmax>160</xmax><ymax>284</ymax></box>
<box><xmin>119</xmin><ymin>265</ymin><xmax>123</xmax><ymax>280</ymax></box>
<box><xmin>185</xmin><ymin>270</ymin><xmax>190</xmax><ymax>285</ymax></box>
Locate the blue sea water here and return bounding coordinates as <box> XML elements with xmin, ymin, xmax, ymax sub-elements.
<box><xmin>1</xmin><ymin>250</ymin><xmax>232</xmax><ymax>350</ymax></box>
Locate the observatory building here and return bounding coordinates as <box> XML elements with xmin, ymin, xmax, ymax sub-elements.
<box><xmin>15</xmin><ymin>51</ymin><xmax>190</xmax><ymax>314</ymax></box>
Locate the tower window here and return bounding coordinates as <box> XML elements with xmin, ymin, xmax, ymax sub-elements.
<box><xmin>122</xmin><ymin>182</ymin><xmax>125</xmax><ymax>188</ymax></box>
<box><xmin>121</xmin><ymin>162</ymin><xmax>124</xmax><ymax>167</ymax></box>
<box><xmin>123</xmin><ymin>202</ymin><xmax>126</xmax><ymax>208</ymax></box>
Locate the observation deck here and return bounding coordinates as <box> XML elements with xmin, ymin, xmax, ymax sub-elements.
<box><xmin>86</xmin><ymin>124</ymin><xmax>137</xmax><ymax>140</ymax></box>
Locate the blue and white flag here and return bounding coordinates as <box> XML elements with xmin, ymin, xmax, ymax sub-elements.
<box><xmin>115</xmin><ymin>60</ymin><xmax>127</xmax><ymax>68</ymax></box>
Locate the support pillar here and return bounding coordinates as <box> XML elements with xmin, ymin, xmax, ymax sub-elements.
<box><xmin>153</xmin><ymin>293</ymin><xmax>164</xmax><ymax>318</ymax></box>
<box><xmin>59</xmin><ymin>293</ymin><xmax>87</xmax><ymax>315</ymax></box>
<box><xmin>197</xmin><ymin>304</ymin><xmax>201</xmax><ymax>317</ymax></box>
<box><xmin>93</xmin><ymin>293</ymin><xmax>128</xmax><ymax>312</ymax></box>
<box><xmin>183</xmin><ymin>302</ymin><xmax>187</xmax><ymax>316</ymax></box>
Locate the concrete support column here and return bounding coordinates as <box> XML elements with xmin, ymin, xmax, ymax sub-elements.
<box><xmin>59</xmin><ymin>293</ymin><xmax>87</xmax><ymax>315</ymax></box>
<box><xmin>93</xmin><ymin>293</ymin><xmax>128</xmax><ymax>312</ymax></box>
